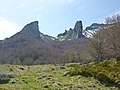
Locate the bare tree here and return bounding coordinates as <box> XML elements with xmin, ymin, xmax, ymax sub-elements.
<box><xmin>87</xmin><ymin>29</ymin><xmax>106</xmax><ymax>61</ymax></box>
<box><xmin>105</xmin><ymin>14</ymin><xmax>120</xmax><ymax>59</ymax></box>
<box><xmin>88</xmin><ymin>14</ymin><xmax>120</xmax><ymax>61</ymax></box>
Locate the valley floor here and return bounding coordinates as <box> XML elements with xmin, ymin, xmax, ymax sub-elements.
<box><xmin>0</xmin><ymin>59</ymin><xmax>120</xmax><ymax>90</ymax></box>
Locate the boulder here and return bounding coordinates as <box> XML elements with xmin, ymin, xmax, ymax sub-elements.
<box><xmin>38</xmin><ymin>75</ymin><xmax>47</xmax><ymax>79</ymax></box>
<box><xmin>0</xmin><ymin>70</ymin><xmax>13</xmax><ymax>84</ymax></box>
<box><xmin>62</xmin><ymin>71</ymin><xmax>69</xmax><ymax>76</ymax></box>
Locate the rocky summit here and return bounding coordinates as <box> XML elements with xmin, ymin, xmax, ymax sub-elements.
<box><xmin>0</xmin><ymin>21</ymin><xmax>44</xmax><ymax>48</ymax></box>
<box><xmin>11</xmin><ymin>21</ymin><xmax>41</xmax><ymax>40</ymax></box>
<box><xmin>57</xmin><ymin>20</ymin><xmax>85</xmax><ymax>40</ymax></box>
<box><xmin>20</xmin><ymin>21</ymin><xmax>40</xmax><ymax>39</ymax></box>
<box><xmin>73</xmin><ymin>21</ymin><xmax>84</xmax><ymax>38</ymax></box>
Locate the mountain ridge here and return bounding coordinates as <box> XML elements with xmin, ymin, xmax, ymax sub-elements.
<box><xmin>0</xmin><ymin>20</ymin><xmax>106</xmax><ymax>41</ymax></box>
<box><xmin>0</xmin><ymin>20</ymin><xmax>106</xmax><ymax>65</ymax></box>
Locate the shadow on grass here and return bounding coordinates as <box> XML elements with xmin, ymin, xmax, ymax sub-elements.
<box><xmin>0</xmin><ymin>79</ymin><xmax>10</xmax><ymax>84</ymax></box>
<box><xmin>80</xmin><ymin>71</ymin><xmax>120</xmax><ymax>89</ymax></box>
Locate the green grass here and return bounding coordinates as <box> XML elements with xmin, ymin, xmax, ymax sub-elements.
<box><xmin>0</xmin><ymin>59</ymin><xmax>120</xmax><ymax>90</ymax></box>
<box><xmin>67</xmin><ymin>59</ymin><xmax>120</xmax><ymax>89</ymax></box>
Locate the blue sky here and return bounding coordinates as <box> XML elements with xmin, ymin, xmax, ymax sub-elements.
<box><xmin>0</xmin><ymin>0</ymin><xmax>120</xmax><ymax>40</ymax></box>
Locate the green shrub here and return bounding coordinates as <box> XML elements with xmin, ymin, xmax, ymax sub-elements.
<box><xmin>68</xmin><ymin>69</ymin><xmax>82</xmax><ymax>76</ymax></box>
<box><xmin>80</xmin><ymin>69</ymin><xmax>92</xmax><ymax>77</ymax></box>
<box><xmin>95</xmin><ymin>72</ymin><xmax>115</xmax><ymax>85</ymax></box>
<box><xmin>0</xmin><ymin>79</ymin><xmax>10</xmax><ymax>84</ymax></box>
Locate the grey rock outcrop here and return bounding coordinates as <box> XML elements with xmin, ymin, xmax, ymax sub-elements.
<box><xmin>19</xmin><ymin>21</ymin><xmax>55</xmax><ymax>42</ymax></box>
<box><xmin>62</xmin><ymin>71</ymin><xmax>69</xmax><ymax>76</ymax></box>
<box><xmin>1</xmin><ymin>21</ymin><xmax>55</xmax><ymax>47</ymax></box>
<box><xmin>11</xmin><ymin>21</ymin><xmax>41</xmax><ymax>40</ymax></box>
<box><xmin>0</xmin><ymin>21</ymin><xmax>42</xmax><ymax>48</ymax></box>
<box><xmin>0</xmin><ymin>70</ymin><xmax>13</xmax><ymax>84</ymax></box>
<box><xmin>0</xmin><ymin>70</ymin><xmax>13</xmax><ymax>79</ymax></box>
<box><xmin>73</xmin><ymin>21</ymin><xmax>84</xmax><ymax>38</ymax></box>
<box><xmin>38</xmin><ymin>75</ymin><xmax>47</xmax><ymax>79</ymax></box>
<box><xmin>0</xmin><ymin>70</ymin><xmax>9</xmax><ymax>79</ymax></box>
<box><xmin>20</xmin><ymin>21</ymin><xmax>40</xmax><ymax>39</ymax></box>
<box><xmin>57</xmin><ymin>20</ymin><xmax>85</xmax><ymax>40</ymax></box>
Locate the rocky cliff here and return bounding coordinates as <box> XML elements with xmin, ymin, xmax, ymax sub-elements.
<box><xmin>19</xmin><ymin>21</ymin><xmax>40</xmax><ymax>39</ymax></box>
<box><xmin>83</xmin><ymin>23</ymin><xmax>106</xmax><ymax>37</ymax></box>
<box><xmin>57</xmin><ymin>21</ymin><xmax>85</xmax><ymax>40</ymax></box>
<box><xmin>5</xmin><ymin>21</ymin><xmax>41</xmax><ymax>42</ymax></box>
<box><xmin>1</xmin><ymin>21</ymin><xmax>56</xmax><ymax>48</ymax></box>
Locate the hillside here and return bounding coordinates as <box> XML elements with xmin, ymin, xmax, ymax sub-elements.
<box><xmin>0</xmin><ymin>1</ymin><xmax>119</xmax><ymax>90</ymax></box>
<box><xmin>0</xmin><ymin>21</ymin><xmax>87</xmax><ymax>65</ymax></box>
<box><xmin>0</xmin><ymin>19</ymin><xmax>106</xmax><ymax>65</ymax></box>
<box><xmin>0</xmin><ymin>59</ymin><xmax>119</xmax><ymax>90</ymax></box>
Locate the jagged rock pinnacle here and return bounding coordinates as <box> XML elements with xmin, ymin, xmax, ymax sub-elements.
<box><xmin>73</xmin><ymin>20</ymin><xmax>83</xmax><ymax>38</ymax></box>
<box><xmin>57</xmin><ymin>20</ymin><xmax>85</xmax><ymax>40</ymax></box>
<box><xmin>21</xmin><ymin>21</ymin><xmax>40</xmax><ymax>38</ymax></box>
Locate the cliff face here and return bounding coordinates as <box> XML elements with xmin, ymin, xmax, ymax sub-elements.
<box><xmin>10</xmin><ymin>21</ymin><xmax>41</xmax><ymax>41</ymax></box>
<box><xmin>0</xmin><ymin>21</ymin><xmax>42</xmax><ymax>48</ymax></box>
<box><xmin>57</xmin><ymin>21</ymin><xmax>85</xmax><ymax>40</ymax></box>
<box><xmin>73</xmin><ymin>21</ymin><xmax>84</xmax><ymax>38</ymax></box>
<box><xmin>0</xmin><ymin>21</ymin><xmax>56</xmax><ymax>48</ymax></box>
<box><xmin>20</xmin><ymin>21</ymin><xmax>40</xmax><ymax>39</ymax></box>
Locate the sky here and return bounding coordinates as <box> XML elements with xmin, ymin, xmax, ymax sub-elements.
<box><xmin>0</xmin><ymin>0</ymin><xmax>120</xmax><ymax>40</ymax></box>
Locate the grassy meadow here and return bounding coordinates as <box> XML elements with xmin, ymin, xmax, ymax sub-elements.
<box><xmin>0</xmin><ymin>59</ymin><xmax>120</xmax><ymax>90</ymax></box>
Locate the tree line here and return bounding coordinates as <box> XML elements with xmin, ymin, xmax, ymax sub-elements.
<box><xmin>88</xmin><ymin>14</ymin><xmax>120</xmax><ymax>61</ymax></box>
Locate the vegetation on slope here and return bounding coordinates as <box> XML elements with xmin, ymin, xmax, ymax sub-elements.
<box><xmin>68</xmin><ymin>59</ymin><xmax>120</xmax><ymax>89</ymax></box>
<box><xmin>0</xmin><ymin>59</ymin><xmax>120</xmax><ymax>90</ymax></box>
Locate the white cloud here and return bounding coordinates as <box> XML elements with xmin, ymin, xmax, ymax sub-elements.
<box><xmin>0</xmin><ymin>17</ymin><xmax>21</xmax><ymax>40</ymax></box>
